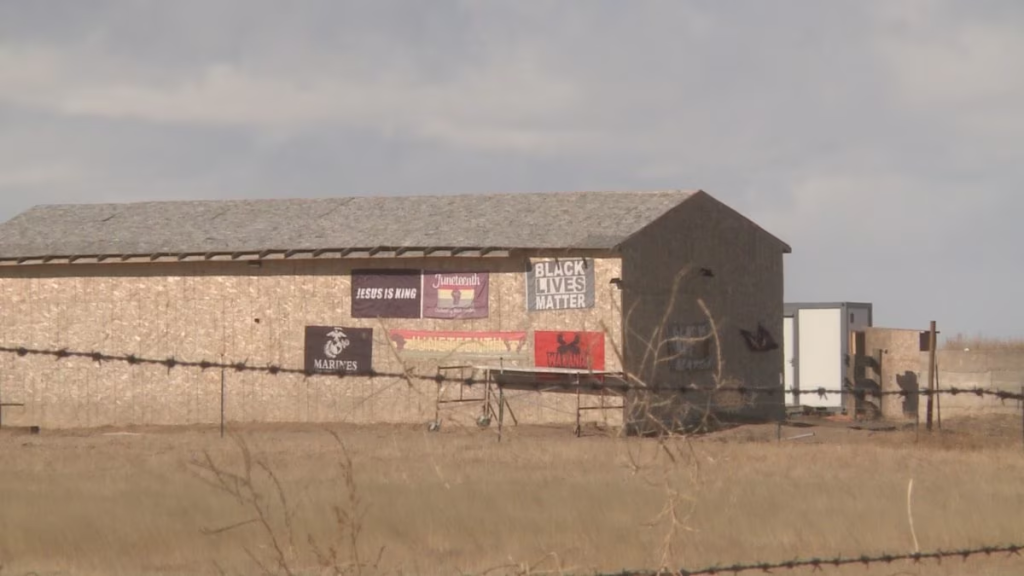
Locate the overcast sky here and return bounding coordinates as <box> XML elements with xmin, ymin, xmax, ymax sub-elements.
<box><xmin>0</xmin><ymin>1</ymin><xmax>1020</xmax><ymax>338</ymax></box>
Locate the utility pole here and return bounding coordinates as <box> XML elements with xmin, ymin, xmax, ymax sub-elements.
<box><xmin>925</xmin><ymin>321</ymin><xmax>937</xmax><ymax>431</ymax></box>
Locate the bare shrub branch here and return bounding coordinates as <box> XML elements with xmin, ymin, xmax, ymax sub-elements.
<box><xmin>189</xmin><ymin>429</ymin><xmax>384</xmax><ymax>576</ymax></box>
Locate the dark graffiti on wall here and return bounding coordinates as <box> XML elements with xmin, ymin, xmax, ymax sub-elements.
<box><xmin>740</xmin><ymin>323</ymin><xmax>778</xmax><ymax>352</ymax></box>
<box><xmin>668</xmin><ymin>322</ymin><xmax>714</xmax><ymax>371</ymax></box>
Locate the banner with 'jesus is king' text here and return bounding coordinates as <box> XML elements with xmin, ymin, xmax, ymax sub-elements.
<box><xmin>350</xmin><ymin>269</ymin><xmax>422</xmax><ymax>318</ymax></box>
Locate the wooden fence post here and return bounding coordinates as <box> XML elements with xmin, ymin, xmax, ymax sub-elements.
<box><xmin>220</xmin><ymin>368</ymin><xmax>226</xmax><ymax>438</ymax></box>
<box><xmin>925</xmin><ymin>321</ymin><xmax>936</xmax><ymax>431</ymax></box>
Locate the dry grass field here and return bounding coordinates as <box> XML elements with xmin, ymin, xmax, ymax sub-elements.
<box><xmin>1</xmin><ymin>416</ymin><xmax>1023</xmax><ymax>576</ymax></box>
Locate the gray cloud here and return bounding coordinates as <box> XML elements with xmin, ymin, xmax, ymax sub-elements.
<box><xmin>0</xmin><ymin>0</ymin><xmax>1021</xmax><ymax>337</ymax></box>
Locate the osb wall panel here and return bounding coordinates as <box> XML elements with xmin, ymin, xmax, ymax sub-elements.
<box><xmin>0</xmin><ymin>254</ymin><xmax>623</xmax><ymax>429</ymax></box>
<box><xmin>619</xmin><ymin>193</ymin><xmax>786</xmax><ymax>429</ymax></box>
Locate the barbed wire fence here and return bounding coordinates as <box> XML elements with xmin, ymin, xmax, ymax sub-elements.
<box><xmin>1</xmin><ymin>342</ymin><xmax>1022</xmax><ymax>401</ymax></box>
<box><xmin>0</xmin><ymin>342</ymin><xmax>1023</xmax><ymax>441</ymax></box>
<box><xmin>0</xmin><ymin>341</ymin><xmax>1022</xmax><ymax>573</ymax></box>
<box><xmin>1</xmin><ymin>343</ymin><xmax>1022</xmax><ymax>576</ymax></box>
<box><xmin>597</xmin><ymin>543</ymin><xmax>1024</xmax><ymax>576</ymax></box>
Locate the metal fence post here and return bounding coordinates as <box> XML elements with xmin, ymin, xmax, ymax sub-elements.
<box><xmin>220</xmin><ymin>368</ymin><xmax>225</xmax><ymax>438</ymax></box>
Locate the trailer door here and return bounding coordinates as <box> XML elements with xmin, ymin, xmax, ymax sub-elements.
<box><xmin>797</xmin><ymin>308</ymin><xmax>843</xmax><ymax>409</ymax></box>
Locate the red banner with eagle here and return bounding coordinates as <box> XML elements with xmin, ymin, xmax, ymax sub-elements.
<box><xmin>533</xmin><ymin>330</ymin><xmax>605</xmax><ymax>371</ymax></box>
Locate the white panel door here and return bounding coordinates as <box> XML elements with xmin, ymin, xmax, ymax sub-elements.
<box><xmin>797</xmin><ymin>308</ymin><xmax>843</xmax><ymax>408</ymax></box>
<box><xmin>783</xmin><ymin>316</ymin><xmax>796</xmax><ymax>405</ymax></box>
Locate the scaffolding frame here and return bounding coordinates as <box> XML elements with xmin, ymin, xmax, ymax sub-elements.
<box><xmin>432</xmin><ymin>365</ymin><xmax>628</xmax><ymax>440</ymax></box>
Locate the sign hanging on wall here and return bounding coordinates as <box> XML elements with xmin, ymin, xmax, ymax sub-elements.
<box><xmin>534</xmin><ymin>330</ymin><xmax>605</xmax><ymax>371</ymax></box>
<box><xmin>304</xmin><ymin>326</ymin><xmax>374</xmax><ymax>375</ymax></box>
<box><xmin>668</xmin><ymin>322</ymin><xmax>714</xmax><ymax>371</ymax></box>
<box><xmin>389</xmin><ymin>329</ymin><xmax>527</xmax><ymax>359</ymax></box>
<box><xmin>526</xmin><ymin>258</ymin><xmax>595</xmax><ymax>312</ymax></box>
<box><xmin>422</xmin><ymin>271</ymin><xmax>490</xmax><ymax>319</ymax></box>
<box><xmin>351</xmin><ymin>269</ymin><xmax>422</xmax><ymax>318</ymax></box>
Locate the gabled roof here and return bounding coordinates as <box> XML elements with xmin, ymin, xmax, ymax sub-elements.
<box><xmin>0</xmin><ymin>190</ymin><xmax>789</xmax><ymax>265</ymax></box>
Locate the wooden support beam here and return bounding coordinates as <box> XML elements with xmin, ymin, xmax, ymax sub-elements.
<box><xmin>926</xmin><ymin>320</ymin><xmax>937</xmax><ymax>431</ymax></box>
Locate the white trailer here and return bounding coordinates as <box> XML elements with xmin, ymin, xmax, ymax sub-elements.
<box><xmin>783</xmin><ymin>302</ymin><xmax>873</xmax><ymax>412</ymax></box>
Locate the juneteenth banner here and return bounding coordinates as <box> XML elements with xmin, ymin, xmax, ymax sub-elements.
<box><xmin>304</xmin><ymin>326</ymin><xmax>374</xmax><ymax>375</ymax></box>
<box><xmin>389</xmin><ymin>330</ymin><xmax>528</xmax><ymax>359</ymax></box>
<box><xmin>422</xmin><ymin>271</ymin><xmax>489</xmax><ymax>319</ymax></box>
<box><xmin>526</xmin><ymin>258</ymin><xmax>595</xmax><ymax>311</ymax></box>
<box><xmin>351</xmin><ymin>269</ymin><xmax>422</xmax><ymax>318</ymax></box>
<box><xmin>534</xmin><ymin>330</ymin><xmax>605</xmax><ymax>371</ymax></box>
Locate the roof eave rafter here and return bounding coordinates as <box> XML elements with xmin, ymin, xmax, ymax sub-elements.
<box><xmin>0</xmin><ymin>244</ymin><xmax>523</xmax><ymax>266</ymax></box>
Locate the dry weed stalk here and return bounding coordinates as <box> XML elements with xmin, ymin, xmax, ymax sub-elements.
<box><xmin>907</xmin><ymin>478</ymin><xmax>920</xmax><ymax>554</ymax></box>
<box><xmin>0</xmin><ymin>565</ymin><xmax>41</xmax><ymax>576</ymax></box>
<box><xmin>645</xmin><ymin>476</ymin><xmax>699</xmax><ymax>573</ymax></box>
<box><xmin>603</xmin><ymin>266</ymin><xmax>731</xmax><ymax>440</ymax></box>
<box><xmin>188</xmin><ymin>431</ymin><xmax>384</xmax><ymax>576</ymax></box>
<box><xmin>188</xmin><ymin>433</ymin><xmax>297</xmax><ymax>576</ymax></box>
<box><xmin>311</xmin><ymin>317</ymin><xmax>432</xmax><ymax>426</ymax></box>
<box><xmin>377</xmin><ymin>317</ymin><xmax>419</xmax><ymax>391</ymax></box>
<box><xmin>376</xmin><ymin>316</ymin><xmax>485</xmax><ymax>432</ymax></box>
<box><xmin>306</xmin><ymin>430</ymin><xmax>386</xmax><ymax>576</ymax></box>
<box><xmin>190</xmin><ymin>263</ymin><xmax>763</xmax><ymax>575</ymax></box>
<box><xmin>473</xmin><ymin>551</ymin><xmax>574</xmax><ymax>576</ymax></box>
<box><xmin>601</xmin><ymin>266</ymin><xmax>733</xmax><ymax>571</ymax></box>
<box><xmin>637</xmin><ymin>429</ymin><xmax>707</xmax><ymax>574</ymax></box>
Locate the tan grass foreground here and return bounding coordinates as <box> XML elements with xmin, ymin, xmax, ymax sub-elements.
<box><xmin>1</xmin><ymin>418</ymin><xmax>1023</xmax><ymax>576</ymax></box>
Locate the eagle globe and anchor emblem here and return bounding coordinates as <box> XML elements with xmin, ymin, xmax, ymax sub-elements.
<box><xmin>323</xmin><ymin>327</ymin><xmax>351</xmax><ymax>359</ymax></box>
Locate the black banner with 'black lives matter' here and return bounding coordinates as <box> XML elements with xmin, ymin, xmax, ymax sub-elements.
<box><xmin>526</xmin><ymin>258</ymin><xmax>595</xmax><ymax>311</ymax></box>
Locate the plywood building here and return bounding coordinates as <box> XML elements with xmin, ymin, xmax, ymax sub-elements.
<box><xmin>0</xmin><ymin>190</ymin><xmax>790</xmax><ymax>432</ymax></box>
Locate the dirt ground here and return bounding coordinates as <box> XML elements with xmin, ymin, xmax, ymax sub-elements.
<box><xmin>1</xmin><ymin>414</ymin><xmax>1023</xmax><ymax>576</ymax></box>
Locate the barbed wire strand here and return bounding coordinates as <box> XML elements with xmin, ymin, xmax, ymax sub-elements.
<box><xmin>0</xmin><ymin>343</ymin><xmax>1021</xmax><ymax>402</ymax></box>
<box><xmin>596</xmin><ymin>542</ymin><xmax>1023</xmax><ymax>576</ymax></box>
